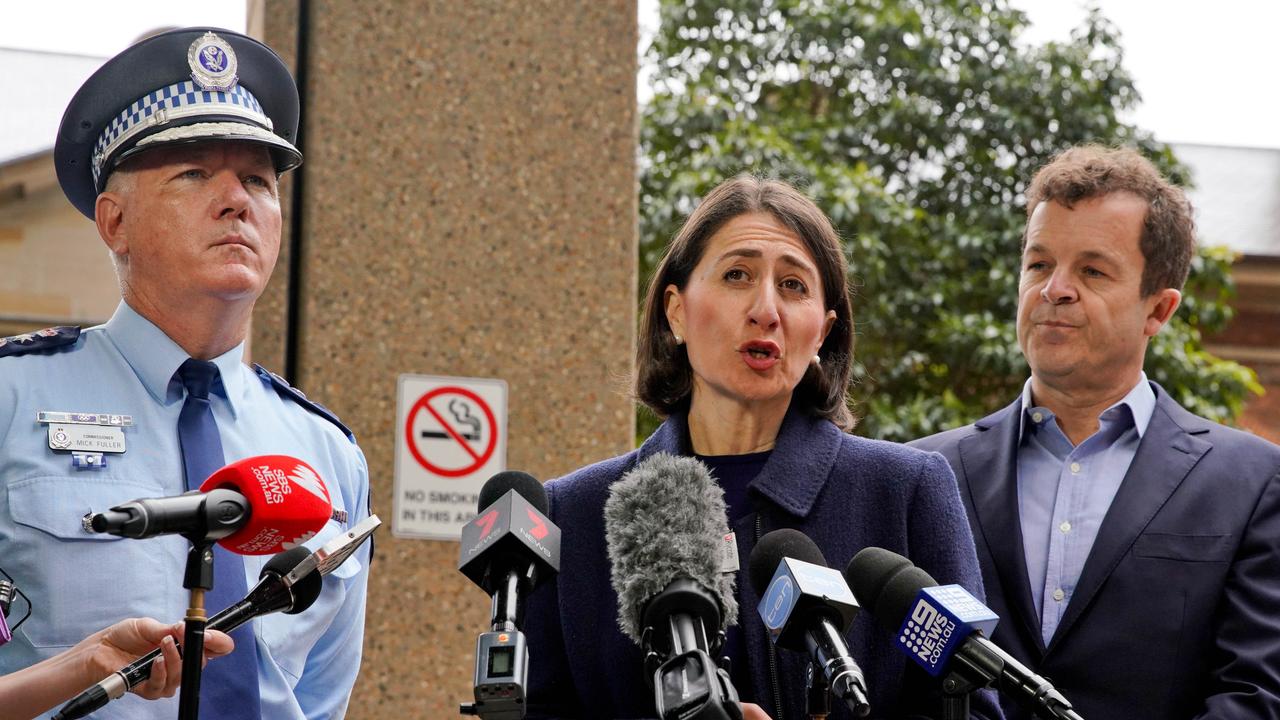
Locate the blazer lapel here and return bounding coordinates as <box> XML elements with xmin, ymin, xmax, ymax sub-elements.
<box><xmin>959</xmin><ymin>398</ymin><xmax>1046</xmax><ymax>656</ymax></box>
<box><xmin>1047</xmin><ymin>387</ymin><xmax>1211</xmax><ymax>650</ymax></box>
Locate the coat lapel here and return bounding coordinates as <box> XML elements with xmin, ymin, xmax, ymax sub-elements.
<box><xmin>1047</xmin><ymin>385</ymin><xmax>1211</xmax><ymax>651</ymax></box>
<box><xmin>749</xmin><ymin>407</ymin><xmax>840</xmax><ymax>518</ymax></box>
<box><xmin>959</xmin><ymin>398</ymin><xmax>1046</xmax><ymax>655</ymax></box>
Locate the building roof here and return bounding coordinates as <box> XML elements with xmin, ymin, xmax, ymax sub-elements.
<box><xmin>0</xmin><ymin>47</ymin><xmax>105</xmax><ymax>166</ymax></box>
<box><xmin>1174</xmin><ymin>142</ymin><xmax>1280</xmax><ymax>257</ymax></box>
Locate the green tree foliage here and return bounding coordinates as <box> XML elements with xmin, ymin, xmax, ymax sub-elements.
<box><xmin>640</xmin><ymin>0</ymin><xmax>1260</xmax><ymax>440</ymax></box>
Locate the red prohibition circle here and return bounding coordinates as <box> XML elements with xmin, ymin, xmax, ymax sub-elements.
<box><xmin>404</xmin><ymin>386</ymin><xmax>498</xmax><ymax>477</ymax></box>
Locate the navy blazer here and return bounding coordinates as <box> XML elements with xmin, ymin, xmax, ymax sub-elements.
<box><xmin>911</xmin><ymin>382</ymin><xmax>1280</xmax><ymax>720</ymax></box>
<box><xmin>524</xmin><ymin>405</ymin><xmax>1002</xmax><ymax>719</ymax></box>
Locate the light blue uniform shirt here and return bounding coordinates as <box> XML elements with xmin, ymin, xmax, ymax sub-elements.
<box><xmin>0</xmin><ymin>302</ymin><xmax>370</xmax><ymax>720</ymax></box>
<box><xmin>1016</xmin><ymin>373</ymin><xmax>1154</xmax><ymax>646</ymax></box>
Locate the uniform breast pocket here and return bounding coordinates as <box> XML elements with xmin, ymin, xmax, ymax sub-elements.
<box><xmin>259</xmin><ymin>518</ymin><xmax>364</xmax><ymax>681</ymax></box>
<box><xmin>7</xmin><ymin>476</ymin><xmax>183</xmax><ymax>648</ymax></box>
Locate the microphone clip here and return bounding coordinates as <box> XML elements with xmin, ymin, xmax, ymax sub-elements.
<box><xmin>652</xmin><ymin>649</ymin><xmax>743</xmax><ymax>720</ymax></box>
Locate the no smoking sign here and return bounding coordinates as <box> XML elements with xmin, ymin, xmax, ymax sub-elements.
<box><xmin>393</xmin><ymin>374</ymin><xmax>507</xmax><ymax>540</ymax></box>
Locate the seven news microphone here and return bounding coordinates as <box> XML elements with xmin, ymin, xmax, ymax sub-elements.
<box><xmin>458</xmin><ymin>471</ymin><xmax>561</xmax><ymax>720</ymax></box>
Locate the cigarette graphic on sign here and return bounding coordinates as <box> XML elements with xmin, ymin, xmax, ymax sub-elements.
<box><xmin>420</xmin><ymin>399</ymin><xmax>482</xmax><ymax>442</ymax></box>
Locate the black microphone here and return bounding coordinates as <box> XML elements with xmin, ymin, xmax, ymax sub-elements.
<box><xmin>55</xmin><ymin>514</ymin><xmax>381</xmax><ymax>720</ymax></box>
<box><xmin>846</xmin><ymin>548</ymin><xmax>1084</xmax><ymax>720</ymax></box>
<box><xmin>53</xmin><ymin>548</ymin><xmax>321</xmax><ymax>720</ymax></box>
<box><xmin>458</xmin><ymin>472</ymin><xmax>561</xmax><ymax>720</ymax></box>
<box><xmin>748</xmin><ymin>529</ymin><xmax>870</xmax><ymax>717</ymax></box>
<box><xmin>89</xmin><ymin>488</ymin><xmax>250</xmax><ymax>541</ymax></box>
<box><xmin>604</xmin><ymin>453</ymin><xmax>742</xmax><ymax>720</ymax></box>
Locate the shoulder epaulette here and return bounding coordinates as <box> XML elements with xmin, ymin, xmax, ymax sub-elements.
<box><xmin>254</xmin><ymin>363</ymin><xmax>356</xmax><ymax>443</ymax></box>
<box><xmin>0</xmin><ymin>326</ymin><xmax>81</xmax><ymax>358</ymax></box>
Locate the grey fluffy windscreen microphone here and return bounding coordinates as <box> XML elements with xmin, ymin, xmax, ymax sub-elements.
<box><xmin>605</xmin><ymin>452</ymin><xmax>744</xmax><ymax>720</ymax></box>
<box><xmin>604</xmin><ymin>452</ymin><xmax>738</xmax><ymax>641</ymax></box>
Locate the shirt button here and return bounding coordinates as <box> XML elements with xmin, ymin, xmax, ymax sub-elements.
<box><xmin>1059</xmin><ymin>521</ymin><xmax>1072</xmax><ymax>533</ymax></box>
<box><xmin>1070</xmin><ymin>462</ymin><xmax>1081</xmax><ymax>474</ymax></box>
<box><xmin>1053</xmin><ymin>588</ymin><xmax>1065</xmax><ymax>602</ymax></box>
<box><xmin>1032</xmin><ymin>412</ymin><xmax>1044</xmax><ymax>423</ymax></box>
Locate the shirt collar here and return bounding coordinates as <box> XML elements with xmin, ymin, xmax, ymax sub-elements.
<box><xmin>102</xmin><ymin>301</ymin><xmax>247</xmax><ymax>417</ymax></box>
<box><xmin>1019</xmin><ymin>372</ymin><xmax>1155</xmax><ymax>443</ymax></box>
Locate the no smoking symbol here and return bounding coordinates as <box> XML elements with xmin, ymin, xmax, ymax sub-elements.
<box><xmin>405</xmin><ymin>386</ymin><xmax>498</xmax><ymax>477</ymax></box>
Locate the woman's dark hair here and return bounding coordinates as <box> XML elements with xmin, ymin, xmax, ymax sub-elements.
<box><xmin>636</xmin><ymin>175</ymin><xmax>856</xmax><ymax>430</ymax></box>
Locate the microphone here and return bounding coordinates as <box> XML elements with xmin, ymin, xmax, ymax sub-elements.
<box><xmin>0</xmin><ymin>577</ymin><xmax>12</xmax><ymax>648</ymax></box>
<box><xmin>604</xmin><ymin>453</ymin><xmax>742</xmax><ymax>720</ymax></box>
<box><xmin>0</xmin><ymin>566</ymin><xmax>30</xmax><ymax>649</ymax></box>
<box><xmin>54</xmin><ymin>514</ymin><xmax>381</xmax><ymax>720</ymax></box>
<box><xmin>88</xmin><ymin>455</ymin><xmax>334</xmax><ymax>554</ymax></box>
<box><xmin>748</xmin><ymin>530</ymin><xmax>870</xmax><ymax>717</ymax></box>
<box><xmin>457</xmin><ymin>472</ymin><xmax>561</xmax><ymax>720</ymax></box>
<box><xmin>53</xmin><ymin>548</ymin><xmax>319</xmax><ymax>720</ymax></box>
<box><xmin>846</xmin><ymin>548</ymin><xmax>1084</xmax><ymax>720</ymax></box>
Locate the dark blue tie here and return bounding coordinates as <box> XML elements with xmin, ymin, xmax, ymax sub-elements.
<box><xmin>176</xmin><ymin>359</ymin><xmax>262</xmax><ymax>718</ymax></box>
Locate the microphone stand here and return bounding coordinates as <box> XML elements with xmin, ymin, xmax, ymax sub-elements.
<box><xmin>805</xmin><ymin>660</ymin><xmax>831</xmax><ymax>720</ymax></box>
<box><xmin>940</xmin><ymin>669</ymin><xmax>979</xmax><ymax>720</ymax></box>
<box><xmin>178</xmin><ymin>538</ymin><xmax>215</xmax><ymax>720</ymax></box>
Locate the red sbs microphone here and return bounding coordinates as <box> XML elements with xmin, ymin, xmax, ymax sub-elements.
<box><xmin>199</xmin><ymin>455</ymin><xmax>334</xmax><ymax>555</ymax></box>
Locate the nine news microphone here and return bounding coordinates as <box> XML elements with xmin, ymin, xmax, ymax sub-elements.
<box><xmin>846</xmin><ymin>548</ymin><xmax>1083</xmax><ymax>720</ymax></box>
<box><xmin>458</xmin><ymin>472</ymin><xmax>561</xmax><ymax>720</ymax></box>
<box><xmin>54</xmin><ymin>514</ymin><xmax>381</xmax><ymax>720</ymax></box>
<box><xmin>749</xmin><ymin>529</ymin><xmax>870</xmax><ymax>718</ymax></box>
<box><xmin>88</xmin><ymin>455</ymin><xmax>334</xmax><ymax>554</ymax></box>
<box><xmin>604</xmin><ymin>453</ymin><xmax>743</xmax><ymax>720</ymax></box>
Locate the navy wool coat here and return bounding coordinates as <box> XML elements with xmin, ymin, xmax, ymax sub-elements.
<box><xmin>524</xmin><ymin>405</ymin><xmax>1003</xmax><ymax>720</ymax></box>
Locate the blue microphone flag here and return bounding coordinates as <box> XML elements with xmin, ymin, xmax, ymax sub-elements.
<box><xmin>759</xmin><ymin>557</ymin><xmax>858</xmax><ymax>649</ymax></box>
<box><xmin>896</xmin><ymin>584</ymin><xmax>999</xmax><ymax>677</ymax></box>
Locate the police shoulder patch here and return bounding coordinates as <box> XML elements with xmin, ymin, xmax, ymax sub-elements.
<box><xmin>0</xmin><ymin>326</ymin><xmax>81</xmax><ymax>358</ymax></box>
<box><xmin>253</xmin><ymin>363</ymin><xmax>355</xmax><ymax>443</ymax></box>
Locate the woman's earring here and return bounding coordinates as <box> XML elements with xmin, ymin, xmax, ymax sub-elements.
<box><xmin>674</xmin><ymin>334</ymin><xmax>684</xmax><ymax>346</ymax></box>
<box><xmin>812</xmin><ymin>354</ymin><xmax>821</xmax><ymax>366</ymax></box>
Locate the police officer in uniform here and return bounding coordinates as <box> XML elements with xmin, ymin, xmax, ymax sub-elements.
<box><xmin>0</xmin><ymin>28</ymin><xmax>370</xmax><ymax>719</ymax></box>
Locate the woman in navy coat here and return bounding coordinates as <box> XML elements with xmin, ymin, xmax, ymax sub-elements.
<box><xmin>524</xmin><ymin>176</ymin><xmax>1000</xmax><ymax>720</ymax></box>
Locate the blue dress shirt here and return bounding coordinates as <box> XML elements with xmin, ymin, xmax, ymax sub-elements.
<box><xmin>0</xmin><ymin>302</ymin><xmax>370</xmax><ymax>720</ymax></box>
<box><xmin>1016</xmin><ymin>374</ymin><xmax>1154</xmax><ymax>646</ymax></box>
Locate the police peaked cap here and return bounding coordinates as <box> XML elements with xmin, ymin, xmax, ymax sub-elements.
<box><xmin>55</xmin><ymin>27</ymin><xmax>303</xmax><ymax>219</ymax></box>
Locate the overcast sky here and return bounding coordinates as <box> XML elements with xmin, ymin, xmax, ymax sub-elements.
<box><xmin>639</xmin><ymin>0</ymin><xmax>1280</xmax><ymax>150</ymax></box>
<box><xmin>4</xmin><ymin>0</ymin><xmax>1277</xmax><ymax>149</ymax></box>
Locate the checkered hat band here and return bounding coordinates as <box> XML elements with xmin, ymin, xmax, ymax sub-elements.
<box><xmin>92</xmin><ymin>81</ymin><xmax>269</xmax><ymax>184</ymax></box>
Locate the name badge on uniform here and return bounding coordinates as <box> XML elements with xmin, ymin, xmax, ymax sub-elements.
<box><xmin>720</xmin><ymin>531</ymin><xmax>740</xmax><ymax>573</ymax></box>
<box><xmin>38</xmin><ymin>411</ymin><xmax>132</xmax><ymax>469</ymax></box>
<box><xmin>47</xmin><ymin>424</ymin><xmax>126</xmax><ymax>453</ymax></box>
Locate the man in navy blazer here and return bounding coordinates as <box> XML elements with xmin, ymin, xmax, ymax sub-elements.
<box><xmin>911</xmin><ymin>145</ymin><xmax>1280</xmax><ymax>720</ymax></box>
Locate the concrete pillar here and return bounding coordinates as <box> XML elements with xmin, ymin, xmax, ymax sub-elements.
<box><xmin>257</xmin><ymin>1</ymin><xmax>637</xmax><ymax>715</ymax></box>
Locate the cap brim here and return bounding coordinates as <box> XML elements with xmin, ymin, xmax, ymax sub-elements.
<box><xmin>112</xmin><ymin>120</ymin><xmax>302</xmax><ymax>176</ymax></box>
